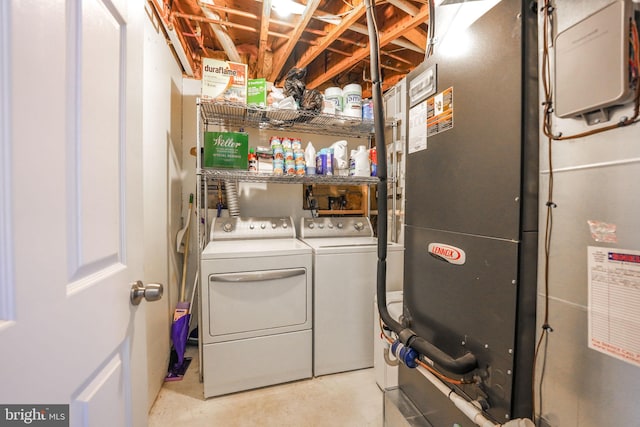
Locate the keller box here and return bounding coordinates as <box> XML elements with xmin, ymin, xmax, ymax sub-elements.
<box><xmin>203</xmin><ymin>132</ymin><xmax>249</xmax><ymax>169</ymax></box>
<box><xmin>201</xmin><ymin>58</ymin><xmax>247</xmax><ymax>103</ymax></box>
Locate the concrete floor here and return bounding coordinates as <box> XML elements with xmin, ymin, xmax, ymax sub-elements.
<box><xmin>149</xmin><ymin>346</ymin><xmax>384</xmax><ymax>426</ymax></box>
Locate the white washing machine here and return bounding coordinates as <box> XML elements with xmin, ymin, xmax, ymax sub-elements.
<box><xmin>299</xmin><ymin>217</ymin><xmax>404</xmax><ymax>376</ymax></box>
<box><xmin>200</xmin><ymin>216</ymin><xmax>312</xmax><ymax>398</ymax></box>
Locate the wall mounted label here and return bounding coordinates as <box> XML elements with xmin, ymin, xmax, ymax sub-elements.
<box><xmin>427</xmin><ymin>86</ymin><xmax>454</xmax><ymax>137</ymax></box>
<box><xmin>427</xmin><ymin>243</ymin><xmax>466</xmax><ymax>265</ymax></box>
<box><xmin>408</xmin><ymin>100</ymin><xmax>428</xmax><ymax>153</ymax></box>
<box><xmin>588</xmin><ymin>246</ymin><xmax>640</xmax><ymax>367</ymax></box>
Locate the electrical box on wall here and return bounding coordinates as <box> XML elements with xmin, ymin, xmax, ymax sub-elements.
<box><xmin>554</xmin><ymin>0</ymin><xmax>635</xmax><ymax>121</ymax></box>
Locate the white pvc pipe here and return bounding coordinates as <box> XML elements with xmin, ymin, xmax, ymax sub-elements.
<box><xmin>415</xmin><ymin>365</ymin><xmax>534</xmax><ymax>427</ymax></box>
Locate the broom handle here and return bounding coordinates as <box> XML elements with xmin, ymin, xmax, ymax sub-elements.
<box><xmin>179</xmin><ymin>194</ymin><xmax>194</xmax><ymax>301</ymax></box>
<box><xmin>179</xmin><ymin>199</ymin><xmax>193</xmax><ymax>301</ymax></box>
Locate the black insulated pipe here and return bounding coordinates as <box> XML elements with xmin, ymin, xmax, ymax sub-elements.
<box><xmin>365</xmin><ymin>0</ymin><xmax>478</xmax><ymax>376</ymax></box>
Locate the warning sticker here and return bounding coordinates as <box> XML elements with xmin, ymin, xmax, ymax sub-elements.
<box><xmin>427</xmin><ymin>87</ymin><xmax>454</xmax><ymax>137</ymax></box>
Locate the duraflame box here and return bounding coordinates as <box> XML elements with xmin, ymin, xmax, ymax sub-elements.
<box><xmin>201</xmin><ymin>58</ymin><xmax>247</xmax><ymax>103</ymax></box>
<box><xmin>203</xmin><ymin>132</ymin><xmax>249</xmax><ymax>169</ymax></box>
<box><xmin>248</xmin><ymin>78</ymin><xmax>267</xmax><ymax>107</ymax></box>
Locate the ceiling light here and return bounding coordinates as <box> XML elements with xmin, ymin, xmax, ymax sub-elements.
<box><xmin>272</xmin><ymin>0</ymin><xmax>306</xmax><ymax>17</ymax></box>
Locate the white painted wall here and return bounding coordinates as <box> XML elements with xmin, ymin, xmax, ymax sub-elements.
<box><xmin>143</xmin><ymin>3</ymin><xmax>185</xmax><ymax>410</ymax></box>
<box><xmin>536</xmin><ymin>2</ymin><xmax>640</xmax><ymax>425</ymax></box>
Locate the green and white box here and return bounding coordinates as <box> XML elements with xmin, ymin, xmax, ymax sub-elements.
<box><xmin>248</xmin><ymin>78</ymin><xmax>267</xmax><ymax>107</ymax></box>
<box><xmin>204</xmin><ymin>132</ymin><xmax>249</xmax><ymax>169</ymax></box>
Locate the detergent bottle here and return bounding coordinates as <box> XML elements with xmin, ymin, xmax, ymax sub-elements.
<box><xmin>369</xmin><ymin>147</ymin><xmax>377</xmax><ymax>177</ymax></box>
<box><xmin>304</xmin><ymin>142</ymin><xmax>316</xmax><ymax>175</ymax></box>
<box><xmin>353</xmin><ymin>145</ymin><xmax>370</xmax><ymax>177</ymax></box>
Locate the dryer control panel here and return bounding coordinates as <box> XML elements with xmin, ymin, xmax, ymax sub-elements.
<box><xmin>210</xmin><ymin>216</ymin><xmax>296</xmax><ymax>240</ymax></box>
<box><xmin>300</xmin><ymin>216</ymin><xmax>373</xmax><ymax>238</ymax></box>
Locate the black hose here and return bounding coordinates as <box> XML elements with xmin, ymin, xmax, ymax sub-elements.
<box><xmin>365</xmin><ymin>0</ymin><xmax>399</xmax><ymax>334</ymax></box>
<box><xmin>365</xmin><ymin>0</ymin><xmax>477</xmax><ymax>375</ymax></box>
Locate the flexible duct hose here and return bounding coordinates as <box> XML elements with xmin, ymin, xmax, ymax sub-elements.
<box><xmin>224</xmin><ymin>180</ymin><xmax>241</xmax><ymax>217</ymax></box>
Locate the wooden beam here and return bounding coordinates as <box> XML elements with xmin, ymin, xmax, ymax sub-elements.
<box><xmin>386</xmin><ymin>0</ymin><xmax>418</xmax><ymax>15</ymax></box>
<box><xmin>402</xmin><ymin>28</ymin><xmax>428</xmax><ymax>52</ymax></box>
<box><xmin>305</xmin><ymin>3</ymin><xmax>430</xmax><ymax>89</ymax></box>
<box><xmin>363</xmin><ymin>59</ymin><xmax>408</xmax><ymax>74</ymax></box>
<box><xmin>172</xmin><ymin>12</ymin><xmax>257</xmax><ymax>33</ymax></box>
<box><xmin>382</xmin><ymin>49</ymin><xmax>413</xmax><ymax>66</ymax></box>
<box><xmin>200</xmin><ymin>3</ymin><xmax>258</xmax><ymax>20</ymax></box>
<box><xmin>293</xmin><ymin>1</ymin><xmax>366</xmax><ymax>70</ymax></box>
<box><xmin>198</xmin><ymin>4</ymin><xmax>241</xmax><ymax>63</ymax></box>
<box><xmin>347</xmin><ymin>22</ymin><xmax>424</xmax><ymax>53</ymax></box>
<box><xmin>326</xmin><ymin>46</ymin><xmax>351</xmax><ymax>56</ymax></box>
<box><xmin>256</xmin><ymin>0</ymin><xmax>272</xmax><ymax>77</ymax></box>
<box><xmin>267</xmin><ymin>0</ymin><xmax>322</xmax><ymax>82</ymax></box>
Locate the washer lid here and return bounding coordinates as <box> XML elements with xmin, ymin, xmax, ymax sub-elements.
<box><xmin>299</xmin><ymin>237</ymin><xmax>404</xmax><ymax>253</ymax></box>
<box><xmin>202</xmin><ymin>238</ymin><xmax>311</xmax><ymax>259</ymax></box>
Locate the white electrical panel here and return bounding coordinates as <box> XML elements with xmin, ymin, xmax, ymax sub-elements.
<box><xmin>554</xmin><ymin>0</ymin><xmax>634</xmax><ymax>119</ymax></box>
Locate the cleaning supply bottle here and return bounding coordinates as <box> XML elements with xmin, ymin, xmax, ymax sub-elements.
<box><xmin>354</xmin><ymin>145</ymin><xmax>370</xmax><ymax>177</ymax></box>
<box><xmin>369</xmin><ymin>147</ymin><xmax>377</xmax><ymax>177</ymax></box>
<box><xmin>304</xmin><ymin>142</ymin><xmax>316</xmax><ymax>175</ymax></box>
<box><xmin>248</xmin><ymin>148</ymin><xmax>257</xmax><ymax>173</ymax></box>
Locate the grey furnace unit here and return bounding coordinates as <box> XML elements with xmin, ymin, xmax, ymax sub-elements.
<box><xmin>392</xmin><ymin>1</ymin><xmax>538</xmax><ymax>425</ymax></box>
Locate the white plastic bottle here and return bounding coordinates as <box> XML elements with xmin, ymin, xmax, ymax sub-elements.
<box><xmin>353</xmin><ymin>145</ymin><xmax>370</xmax><ymax>177</ymax></box>
<box><xmin>304</xmin><ymin>142</ymin><xmax>316</xmax><ymax>175</ymax></box>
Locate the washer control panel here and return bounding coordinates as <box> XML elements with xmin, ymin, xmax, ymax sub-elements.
<box><xmin>299</xmin><ymin>217</ymin><xmax>374</xmax><ymax>238</ymax></box>
<box><xmin>210</xmin><ymin>216</ymin><xmax>296</xmax><ymax>240</ymax></box>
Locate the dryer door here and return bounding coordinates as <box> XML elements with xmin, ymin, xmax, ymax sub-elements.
<box><xmin>205</xmin><ymin>256</ymin><xmax>311</xmax><ymax>343</ymax></box>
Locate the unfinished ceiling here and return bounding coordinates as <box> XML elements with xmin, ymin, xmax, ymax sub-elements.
<box><xmin>149</xmin><ymin>0</ymin><xmax>430</xmax><ymax>96</ymax></box>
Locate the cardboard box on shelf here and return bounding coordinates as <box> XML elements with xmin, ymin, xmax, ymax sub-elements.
<box><xmin>203</xmin><ymin>132</ymin><xmax>249</xmax><ymax>169</ymax></box>
<box><xmin>201</xmin><ymin>58</ymin><xmax>247</xmax><ymax>103</ymax></box>
<box><xmin>248</xmin><ymin>78</ymin><xmax>267</xmax><ymax>107</ymax></box>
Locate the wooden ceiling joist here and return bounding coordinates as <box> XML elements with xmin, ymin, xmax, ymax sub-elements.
<box><xmin>402</xmin><ymin>28</ymin><xmax>428</xmax><ymax>52</ymax></box>
<box><xmin>347</xmin><ymin>23</ymin><xmax>424</xmax><ymax>54</ymax></box>
<box><xmin>386</xmin><ymin>0</ymin><xmax>418</xmax><ymax>16</ymax></box>
<box><xmin>256</xmin><ymin>0</ymin><xmax>272</xmax><ymax>77</ymax></box>
<box><xmin>305</xmin><ymin>3</ymin><xmax>430</xmax><ymax>89</ymax></box>
<box><xmin>163</xmin><ymin>0</ymin><xmax>432</xmax><ymax>88</ymax></box>
<box><xmin>173</xmin><ymin>12</ymin><xmax>256</xmax><ymax>34</ymax></box>
<box><xmin>200</xmin><ymin>3</ymin><xmax>259</xmax><ymax>20</ymax></box>
<box><xmin>381</xmin><ymin>49</ymin><xmax>413</xmax><ymax>66</ymax></box>
<box><xmin>199</xmin><ymin>3</ymin><xmax>241</xmax><ymax>62</ymax></box>
<box><xmin>294</xmin><ymin>0</ymin><xmax>366</xmax><ymax>70</ymax></box>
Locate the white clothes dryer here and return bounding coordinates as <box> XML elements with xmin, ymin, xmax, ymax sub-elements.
<box><xmin>200</xmin><ymin>216</ymin><xmax>312</xmax><ymax>398</ymax></box>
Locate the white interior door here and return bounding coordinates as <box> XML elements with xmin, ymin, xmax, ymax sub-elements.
<box><xmin>0</xmin><ymin>1</ymin><xmax>151</xmax><ymax>426</ymax></box>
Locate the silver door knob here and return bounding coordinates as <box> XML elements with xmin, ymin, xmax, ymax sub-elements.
<box><xmin>130</xmin><ymin>281</ymin><xmax>164</xmax><ymax>306</ymax></box>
